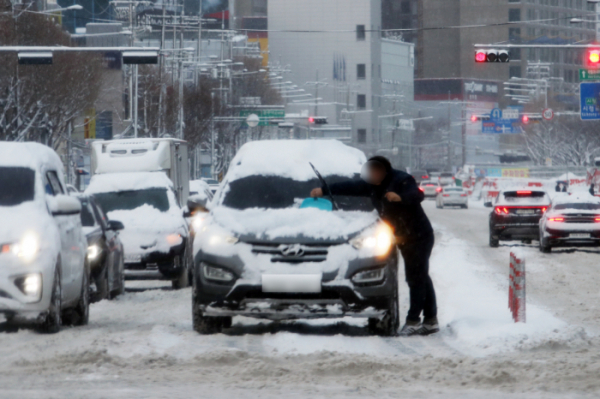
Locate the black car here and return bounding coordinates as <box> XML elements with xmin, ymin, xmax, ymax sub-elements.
<box><xmin>78</xmin><ymin>196</ymin><xmax>126</xmax><ymax>302</ymax></box>
<box><xmin>489</xmin><ymin>190</ymin><xmax>550</xmax><ymax>247</ymax></box>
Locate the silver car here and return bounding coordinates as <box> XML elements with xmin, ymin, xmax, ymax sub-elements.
<box><xmin>436</xmin><ymin>186</ymin><xmax>469</xmax><ymax>209</ymax></box>
<box><xmin>419</xmin><ymin>180</ymin><xmax>442</xmax><ymax>198</ymax></box>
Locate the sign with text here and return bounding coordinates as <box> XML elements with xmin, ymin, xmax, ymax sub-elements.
<box><xmin>580</xmin><ymin>82</ymin><xmax>600</xmax><ymax>120</ymax></box>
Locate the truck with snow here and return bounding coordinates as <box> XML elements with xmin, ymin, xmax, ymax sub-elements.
<box><xmin>85</xmin><ymin>138</ymin><xmax>192</xmax><ymax>289</ymax></box>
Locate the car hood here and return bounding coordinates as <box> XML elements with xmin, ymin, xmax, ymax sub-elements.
<box><xmin>0</xmin><ymin>202</ymin><xmax>60</xmax><ymax>251</ymax></box>
<box><xmin>210</xmin><ymin>206</ymin><xmax>378</xmax><ymax>243</ymax></box>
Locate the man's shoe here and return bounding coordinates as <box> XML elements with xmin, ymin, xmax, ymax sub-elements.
<box><xmin>399</xmin><ymin>320</ymin><xmax>421</xmax><ymax>337</ymax></box>
<box><xmin>417</xmin><ymin>317</ymin><xmax>440</xmax><ymax>336</ymax></box>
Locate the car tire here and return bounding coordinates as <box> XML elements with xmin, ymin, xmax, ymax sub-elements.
<box><xmin>92</xmin><ymin>267</ymin><xmax>109</xmax><ymax>303</ymax></box>
<box><xmin>63</xmin><ymin>262</ymin><xmax>90</xmax><ymax>327</ymax></box>
<box><xmin>368</xmin><ymin>282</ymin><xmax>399</xmax><ymax>337</ymax></box>
<box><xmin>489</xmin><ymin>231</ymin><xmax>499</xmax><ymax>248</ymax></box>
<box><xmin>539</xmin><ymin>236</ymin><xmax>552</xmax><ymax>253</ymax></box>
<box><xmin>192</xmin><ymin>275</ymin><xmax>229</xmax><ymax>334</ymax></box>
<box><xmin>37</xmin><ymin>266</ymin><xmax>62</xmax><ymax>334</ymax></box>
<box><xmin>463</xmin><ymin>204</ymin><xmax>468</xmax><ymax>209</ymax></box>
<box><xmin>171</xmin><ymin>254</ymin><xmax>190</xmax><ymax>290</ymax></box>
<box><xmin>109</xmin><ymin>259</ymin><xmax>125</xmax><ymax>299</ymax></box>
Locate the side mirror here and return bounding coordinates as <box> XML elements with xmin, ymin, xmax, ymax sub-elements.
<box><xmin>187</xmin><ymin>195</ymin><xmax>209</xmax><ymax>214</ymax></box>
<box><xmin>108</xmin><ymin>220</ymin><xmax>124</xmax><ymax>231</ymax></box>
<box><xmin>484</xmin><ymin>201</ymin><xmax>493</xmax><ymax>208</ymax></box>
<box><xmin>48</xmin><ymin>194</ymin><xmax>81</xmax><ymax>216</ymax></box>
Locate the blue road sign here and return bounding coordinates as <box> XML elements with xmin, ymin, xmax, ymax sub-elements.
<box><xmin>580</xmin><ymin>82</ymin><xmax>600</xmax><ymax>120</ymax></box>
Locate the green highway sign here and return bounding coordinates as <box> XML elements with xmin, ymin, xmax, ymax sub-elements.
<box><xmin>579</xmin><ymin>69</ymin><xmax>600</xmax><ymax>81</ymax></box>
<box><xmin>239</xmin><ymin>109</ymin><xmax>285</xmax><ymax>126</ymax></box>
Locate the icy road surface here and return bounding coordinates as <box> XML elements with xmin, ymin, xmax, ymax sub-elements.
<box><xmin>1</xmin><ymin>200</ymin><xmax>600</xmax><ymax>398</ymax></box>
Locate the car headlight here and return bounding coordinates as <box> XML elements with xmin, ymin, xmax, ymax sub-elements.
<box><xmin>202</xmin><ymin>264</ymin><xmax>235</xmax><ymax>282</ymax></box>
<box><xmin>87</xmin><ymin>244</ymin><xmax>101</xmax><ymax>260</ymax></box>
<box><xmin>191</xmin><ymin>214</ymin><xmax>206</xmax><ymax>232</ymax></box>
<box><xmin>166</xmin><ymin>234</ymin><xmax>183</xmax><ymax>246</ymax></box>
<box><xmin>2</xmin><ymin>232</ymin><xmax>39</xmax><ymax>262</ymax></box>
<box><xmin>350</xmin><ymin>223</ymin><xmax>394</xmax><ymax>256</ymax></box>
<box><xmin>352</xmin><ymin>267</ymin><xmax>386</xmax><ymax>285</ymax></box>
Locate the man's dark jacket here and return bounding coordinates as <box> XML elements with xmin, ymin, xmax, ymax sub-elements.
<box><xmin>325</xmin><ymin>169</ymin><xmax>433</xmax><ymax>240</ymax></box>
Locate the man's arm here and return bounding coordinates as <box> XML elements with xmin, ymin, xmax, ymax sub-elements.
<box><xmin>325</xmin><ymin>179</ymin><xmax>372</xmax><ymax>197</ymax></box>
<box><xmin>389</xmin><ymin>175</ymin><xmax>424</xmax><ymax>205</ymax></box>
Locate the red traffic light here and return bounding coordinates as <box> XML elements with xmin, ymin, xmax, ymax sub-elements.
<box><xmin>522</xmin><ymin>115</ymin><xmax>529</xmax><ymax>124</ymax></box>
<box><xmin>475</xmin><ymin>51</ymin><xmax>487</xmax><ymax>63</ymax></box>
<box><xmin>308</xmin><ymin>117</ymin><xmax>315</xmax><ymax>123</ymax></box>
<box><xmin>589</xmin><ymin>50</ymin><xmax>600</xmax><ymax>64</ymax></box>
<box><xmin>471</xmin><ymin>115</ymin><xmax>478</xmax><ymax>122</ymax></box>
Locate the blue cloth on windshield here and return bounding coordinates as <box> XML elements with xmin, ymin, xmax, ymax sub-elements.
<box><xmin>300</xmin><ymin>197</ymin><xmax>333</xmax><ymax>211</ymax></box>
<box><xmin>325</xmin><ymin>169</ymin><xmax>433</xmax><ymax>239</ymax></box>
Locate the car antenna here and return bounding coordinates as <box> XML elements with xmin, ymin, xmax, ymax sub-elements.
<box><xmin>309</xmin><ymin>162</ymin><xmax>339</xmax><ymax>211</ymax></box>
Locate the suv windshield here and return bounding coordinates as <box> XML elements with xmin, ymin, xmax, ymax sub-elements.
<box><xmin>222</xmin><ymin>175</ymin><xmax>374</xmax><ymax>211</ymax></box>
<box><xmin>0</xmin><ymin>167</ymin><xmax>35</xmax><ymax>206</ymax></box>
<box><xmin>555</xmin><ymin>203</ymin><xmax>600</xmax><ymax>210</ymax></box>
<box><xmin>94</xmin><ymin>188</ymin><xmax>170</xmax><ymax>213</ymax></box>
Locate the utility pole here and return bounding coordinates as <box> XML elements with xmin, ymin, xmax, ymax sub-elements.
<box><xmin>196</xmin><ymin>0</ymin><xmax>202</xmax><ymax>87</ymax></box>
<box><xmin>178</xmin><ymin>2</ymin><xmax>184</xmax><ymax>140</ymax></box>
<box><xmin>158</xmin><ymin>2</ymin><xmax>166</xmax><ymax>137</ymax></box>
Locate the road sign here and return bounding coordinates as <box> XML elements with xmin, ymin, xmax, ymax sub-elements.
<box><xmin>483</xmin><ymin>107</ymin><xmax>521</xmax><ymax>133</ymax></box>
<box><xmin>239</xmin><ymin>109</ymin><xmax>285</xmax><ymax>126</ymax></box>
<box><xmin>580</xmin><ymin>82</ymin><xmax>600</xmax><ymax>120</ymax></box>
<box><xmin>579</xmin><ymin>69</ymin><xmax>600</xmax><ymax>81</ymax></box>
<box><xmin>542</xmin><ymin>108</ymin><xmax>554</xmax><ymax>121</ymax></box>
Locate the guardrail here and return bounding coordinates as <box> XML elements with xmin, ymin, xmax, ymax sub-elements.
<box><xmin>509</xmin><ymin>250</ymin><xmax>526</xmax><ymax>323</ymax></box>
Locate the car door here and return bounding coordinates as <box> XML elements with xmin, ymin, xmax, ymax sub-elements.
<box><xmin>45</xmin><ymin>170</ymin><xmax>82</xmax><ymax>302</ymax></box>
<box><xmin>92</xmin><ymin>200</ymin><xmax>120</xmax><ymax>291</ymax></box>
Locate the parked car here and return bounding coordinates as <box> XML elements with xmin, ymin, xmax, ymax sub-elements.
<box><xmin>436</xmin><ymin>186</ymin><xmax>468</xmax><ymax>209</ymax></box>
<box><xmin>0</xmin><ymin>142</ymin><xmax>89</xmax><ymax>333</ymax></box>
<box><xmin>411</xmin><ymin>170</ymin><xmax>430</xmax><ymax>184</ymax></box>
<box><xmin>87</xmin><ymin>139</ymin><xmax>192</xmax><ymax>290</ymax></box>
<box><xmin>539</xmin><ymin>195</ymin><xmax>600</xmax><ymax>253</ymax></box>
<box><xmin>419</xmin><ymin>180</ymin><xmax>442</xmax><ymax>198</ymax></box>
<box><xmin>77</xmin><ymin>196</ymin><xmax>125</xmax><ymax>302</ymax></box>
<box><xmin>189</xmin><ymin>179</ymin><xmax>214</xmax><ymax>203</ymax></box>
<box><xmin>489</xmin><ymin>190</ymin><xmax>550</xmax><ymax>247</ymax></box>
<box><xmin>438</xmin><ymin>172</ymin><xmax>455</xmax><ymax>187</ymax></box>
<box><xmin>191</xmin><ymin>140</ymin><xmax>399</xmax><ymax>336</ymax></box>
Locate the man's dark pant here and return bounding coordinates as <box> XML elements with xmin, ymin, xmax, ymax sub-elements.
<box><xmin>398</xmin><ymin>233</ymin><xmax>436</xmax><ymax>323</ymax></box>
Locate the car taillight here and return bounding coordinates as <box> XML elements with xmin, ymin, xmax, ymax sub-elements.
<box><xmin>460</xmin><ymin>193</ymin><xmax>468</xmax><ymax>197</ymax></box>
<box><xmin>595</xmin><ymin>217</ymin><xmax>600</xmax><ymax>222</ymax></box>
<box><xmin>436</xmin><ymin>187</ymin><xmax>442</xmax><ymax>192</ymax></box>
<box><xmin>443</xmin><ymin>194</ymin><xmax>450</xmax><ymax>197</ymax></box>
<box><xmin>548</xmin><ymin>217</ymin><xmax>564</xmax><ymax>222</ymax></box>
<box><xmin>419</xmin><ymin>187</ymin><xmax>424</xmax><ymax>192</ymax></box>
<box><xmin>541</xmin><ymin>207</ymin><xmax>547</xmax><ymax>213</ymax></box>
<box><xmin>422</xmin><ymin>175</ymin><xmax>429</xmax><ymax>179</ymax></box>
<box><xmin>495</xmin><ymin>207</ymin><xmax>509</xmax><ymax>215</ymax></box>
<box><xmin>517</xmin><ymin>190</ymin><xmax>531</xmax><ymax>195</ymax></box>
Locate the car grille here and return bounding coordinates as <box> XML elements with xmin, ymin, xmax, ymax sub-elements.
<box><xmin>251</xmin><ymin>243</ymin><xmax>330</xmax><ymax>263</ymax></box>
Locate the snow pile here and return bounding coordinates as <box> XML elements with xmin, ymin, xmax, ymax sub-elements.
<box><xmin>225</xmin><ymin>140</ymin><xmax>366</xmax><ymax>182</ymax></box>
<box><xmin>85</xmin><ymin>172</ymin><xmax>174</xmax><ymax>194</ymax></box>
<box><xmin>211</xmin><ymin>207</ymin><xmax>377</xmax><ymax>240</ymax></box>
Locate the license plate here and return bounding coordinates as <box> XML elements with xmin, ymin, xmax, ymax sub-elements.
<box><xmin>262</xmin><ymin>274</ymin><xmax>322</xmax><ymax>293</ymax></box>
<box><xmin>125</xmin><ymin>254</ymin><xmax>142</xmax><ymax>263</ymax></box>
<box><xmin>570</xmin><ymin>233</ymin><xmax>590</xmax><ymax>239</ymax></box>
<box><xmin>516</xmin><ymin>209</ymin><xmax>534</xmax><ymax>214</ymax></box>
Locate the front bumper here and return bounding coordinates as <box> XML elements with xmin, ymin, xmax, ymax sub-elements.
<box><xmin>544</xmin><ymin>227</ymin><xmax>600</xmax><ymax>247</ymax></box>
<box><xmin>124</xmin><ymin>240</ymin><xmax>187</xmax><ymax>280</ymax></box>
<box><xmin>194</xmin><ymin>244</ymin><xmax>398</xmax><ymax>321</ymax></box>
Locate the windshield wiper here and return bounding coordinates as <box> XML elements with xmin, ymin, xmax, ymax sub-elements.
<box><xmin>309</xmin><ymin>162</ymin><xmax>339</xmax><ymax>211</ymax></box>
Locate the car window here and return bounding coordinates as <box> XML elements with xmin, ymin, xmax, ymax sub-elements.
<box><xmin>445</xmin><ymin>188</ymin><xmax>463</xmax><ymax>192</ymax></box>
<box><xmin>554</xmin><ymin>203</ymin><xmax>600</xmax><ymax>210</ymax></box>
<box><xmin>80</xmin><ymin>200</ymin><xmax>97</xmax><ymax>227</ymax></box>
<box><xmin>0</xmin><ymin>167</ymin><xmax>35</xmax><ymax>206</ymax></box>
<box><xmin>46</xmin><ymin>171</ymin><xmax>64</xmax><ymax>196</ymax></box>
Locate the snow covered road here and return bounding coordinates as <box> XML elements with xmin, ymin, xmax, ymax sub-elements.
<box><xmin>1</xmin><ymin>200</ymin><xmax>600</xmax><ymax>398</ymax></box>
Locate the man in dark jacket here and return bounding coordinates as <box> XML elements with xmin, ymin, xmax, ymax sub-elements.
<box><xmin>310</xmin><ymin>156</ymin><xmax>438</xmax><ymax>336</ymax></box>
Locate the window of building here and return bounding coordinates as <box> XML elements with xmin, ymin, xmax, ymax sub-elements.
<box><xmin>357</xmin><ymin>129</ymin><xmax>367</xmax><ymax>143</ymax></box>
<box><xmin>356</xmin><ymin>25</ymin><xmax>366</xmax><ymax>41</ymax></box>
<box><xmin>509</xmin><ymin>66</ymin><xmax>522</xmax><ymax>78</ymax></box>
<box><xmin>357</xmin><ymin>94</ymin><xmax>366</xmax><ymax>109</ymax></box>
<box><xmin>401</xmin><ymin>1</ymin><xmax>410</xmax><ymax>13</ymax></box>
<box><xmin>509</xmin><ymin>9</ymin><xmax>521</xmax><ymax>22</ymax></box>
<box><xmin>357</xmin><ymin>64</ymin><xmax>366</xmax><ymax>79</ymax></box>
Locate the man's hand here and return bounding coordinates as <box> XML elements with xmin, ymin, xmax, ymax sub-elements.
<box><xmin>385</xmin><ymin>192</ymin><xmax>402</xmax><ymax>202</ymax></box>
<box><xmin>310</xmin><ymin>188</ymin><xmax>323</xmax><ymax>198</ymax></box>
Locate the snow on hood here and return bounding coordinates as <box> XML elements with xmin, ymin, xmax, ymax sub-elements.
<box><xmin>211</xmin><ymin>207</ymin><xmax>378</xmax><ymax>241</ymax></box>
<box><xmin>107</xmin><ymin>205</ymin><xmax>186</xmax><ymax>254</ymax></box>
<box><xmin>226</xmin><ymin>140</ymin><xmax>366</xmax><ymax>182</ymax></box>
<box><xmin>85</xmin><ymin>172</ymin><xmax>174</xmax><ymax>195</ymax></box>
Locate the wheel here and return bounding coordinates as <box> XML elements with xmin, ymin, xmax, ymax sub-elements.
<box><xmin>108</xmin><ymin>258</ymin><xmax>125</xmax><ymax>299</ymax></box>
<box><xmin>63</xmin><ymin>262</ymin><xmax>90</xmax><ymax>327</ymax></box>
<box><xmin>192</xmin><ymin>275</ymin><xmax>229</xmax><ymax>334</ymax></box>
<box><xmin>368</xmin><ymin>289</ymin><xmax>399</xmax><ymax>336</ymax></box>
<box><xmin>539</xmin><ymin>236</ymin><xmax>552</xmax><ymax>253</ymax></box>
<box><xmin>489</xmin><ymin>231</ymin><xmax>499</xmax><ymax>248</ymax></box>
<box><xmin>37</xmin><ymin>266</ymin><xmax>61</xmax><ymax>334</ymax></box>
<box><xmin>463</xmin><ymin>204</ymin><xmax>468</xmax><ymax>209</ymax></box>
<box><xmin>91</xmin><ymin>266</ymin><xmax>108</xmax><ymax>303</ymax></box>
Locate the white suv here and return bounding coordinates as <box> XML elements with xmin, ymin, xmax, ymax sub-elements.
<box><xmin>0</xmin><ymin>142</ymin><xmax>89</xmax><ymax>333</ymax></box>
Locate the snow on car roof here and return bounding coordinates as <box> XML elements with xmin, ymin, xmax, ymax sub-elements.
<box><xmin>552</xmin><ymin>194</ymin><xmax>600</xmax><ymax>205</ymax></box>
<box><xmin>226</xmin><ymin>140</ymin><xmax>366</xmax><ymax>182</ymax></box>
<box><xmin>85</xmin><ymin>171</ymin><xmax>174</xmax><ymax>195</ymax></box>
<box><xmin>0</xmin><ymin>141</ymin><xmax>64</xmax><ymax>172</ymax></box>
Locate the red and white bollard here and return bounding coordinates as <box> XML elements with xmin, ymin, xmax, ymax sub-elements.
<box><xmin>509</xmin><ymin>250</ymin><xmax>526</xmax><ymax>323</ymax></box>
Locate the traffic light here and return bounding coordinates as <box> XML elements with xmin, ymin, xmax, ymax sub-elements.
<box><xmin>309</xmin><ymin>116</ymin><xmax>328</xmax><ymax>124</ymax></box>
<box><xmin>521</xmin><ymin>115</ymin><xmax>529</xmax><ymax>124</ymax></box>
<box><xmin>521</xmin><ymin>114</ymin><xmax>542</xmax><ymax>124</ymax></box>
<box><xmin>587</xmin><ymin>49</ymin><xmax>600</xmax><ymax>68</ymax></box>
<box><xmin>470</xmin><ymin>115</ymin><xmax>490</xmax><ymax>122</ymax></box>
<box><xmin>475</xmin><ymin>49</ymin><xmax>509</xmax><ymax>63</ymax></box>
